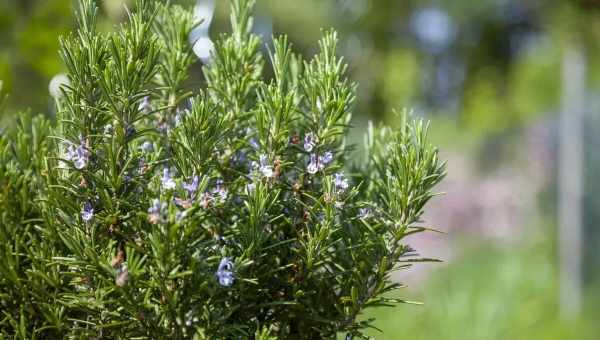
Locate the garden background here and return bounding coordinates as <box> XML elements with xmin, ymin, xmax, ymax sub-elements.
<box><xmin>1</xmin><ymin>0</ymin><xmax>599</xmax><ymax>338</ymax></box>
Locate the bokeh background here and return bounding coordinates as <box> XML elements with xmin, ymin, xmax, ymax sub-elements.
<box><xmin>1</xmin><ymin>0</ymin><xmax>599</xmax><ymax>338</ymax></box>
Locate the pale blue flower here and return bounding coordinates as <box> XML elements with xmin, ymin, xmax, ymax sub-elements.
<box><xmin>183</xmin><ymin>175</ymin><xmax>199</xmax><ymax>197</ymax></box>
<box><xmin>81</xmin><ymin>201</ymin><xmax>94</xmax><ymax>222</ymax></box>
<box><xmin>216</xmin><ymin>257</ymin><xmax>235</xmax><ymax>287</ymax></box>
<box><xmin>259</xmin><ymin>154</ymin><xmax>274</xmax><ymax>178</ymax></box>
<box><xmin>161</xmin><ymin>168</ymin><xmax>177</xmax><ymax>190</ymax></box>
<box><xmin>304</xmin><ymin>132</ymin><xmax>316</xmax><ymax>152</ymax></box>
<box><xmin>358</xmin><ymin>208</ymin><xmax>372</xmax><ymax>219</ymax></box>
<box><xmin>73</xmin><ymin>145</ymin><xmax>89</xmax><ymax>170</ymax></box>
<box><xmin>320</xmin><ymin>151</ymin><xmax>334</xmax><ymax>165</ymax></box>
<box><xmin>307</xmin><ymin>153</ymin><xmax>319</xmax><ymax>174</ymax></box>
<box><xmin>64</xmin><ymin>136</ymin><xmax>90</xmax><ymax>170</ymax></box>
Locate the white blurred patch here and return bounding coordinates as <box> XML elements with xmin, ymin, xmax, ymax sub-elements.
<box><xmin>189</xmin><ymin>0</ymin><xmax>216</xmax><ymax>64</ymax></box>
<box><xmin>49</xmin><ymin>73</ymin><xmax>70</xmax><ymax>99</ymax></box>
<box><xmin>192</xmin><ymin>36</ymin><xmax>215</xmax><ymax>65</ymax></box>
<box><xmin>410</xmin><ymin>7</ymin><xmax>456</xmax><ymax>54</ymax></box>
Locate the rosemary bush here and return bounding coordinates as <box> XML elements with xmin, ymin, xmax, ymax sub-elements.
<box><xmin>0</xmin><ymin>0</ymin><xmax>446</xmax><ymax>338</ymax></box>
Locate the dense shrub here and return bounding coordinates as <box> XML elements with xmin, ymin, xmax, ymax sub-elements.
<box><xmin>0</xmin><ymin>0</ymin><xmax>445</xmax><ymax>338</ymax></box>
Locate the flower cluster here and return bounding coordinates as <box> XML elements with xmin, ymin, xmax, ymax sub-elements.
<box><xmin>62</xmin><ymin>136</ymin><xmax>90</xmax><ymax>170</ymax></box>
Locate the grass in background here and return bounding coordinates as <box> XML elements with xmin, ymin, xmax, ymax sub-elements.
<box><xmin>363</xmin><ymin>232</ymin><xmax>600</xmax><ymax>340</ymax></box>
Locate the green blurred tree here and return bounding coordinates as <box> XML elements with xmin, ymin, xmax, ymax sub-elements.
<box><xmin>0</xmin><ymin>0</ymin><xmax>73</xmax><ymax>118</ymax></box>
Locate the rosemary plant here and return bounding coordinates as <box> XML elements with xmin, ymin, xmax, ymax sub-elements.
<box><xmin>0</xmin><ymin>0</ymin><xmax>446</xmax><ymax>338</ymax></box>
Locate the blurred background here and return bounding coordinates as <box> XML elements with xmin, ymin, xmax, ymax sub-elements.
<box><xmin>1</xmin><ymin>0</ymin><xmax>599</xmax><ymax>338</ymax></box>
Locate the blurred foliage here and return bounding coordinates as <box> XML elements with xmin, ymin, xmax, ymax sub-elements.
<box><xmin>251</xmin><ymin>0</ymin><xmax>600</xmax><ymax>147</ymax></box>
<box><xmin>363</xmin><ymin>232</ymin><xmax>600</xmax><ymax>340</ymax></box>
<box><xmin>0</xmin><ymin>0</ymin><xmax>73</xmax><ymax>117</ymax></box>
<box><xmin>2</xmin><ymin>0</ymin><xmax>600</xmax><ymax>145</ymax></box>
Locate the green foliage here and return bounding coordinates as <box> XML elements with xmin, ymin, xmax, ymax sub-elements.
<box><xmin>0</xmin><ymin>113</ymin><xmax>57</xmax><ymax>338</ymax></box>
<box><xmin>364</xmin><ymin>236</ymin><xmax>600</xmax><ymax>340</ymax></box>
<box><xmin>0</xmin><ymin>0</ymin><xmax>445</xmax><ymax>338</ymax></box>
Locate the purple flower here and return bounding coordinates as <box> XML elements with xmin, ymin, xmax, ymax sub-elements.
<box><xmin>161</xmin><ymin>168</ymin><xmax>177</xmax><ymax>190</ymax></box>
<box><xmin>216</xmin><ymin>257</ymin><xmax>235</xmax><ymax>287</ymax></box>
<box><xmin>307</xmin><ymin>153</ymin><xmax>319</xmax><ymax>174</ymax></box>
<box><xmin>320</xmin><ymin>151</ymin><xmax>334</xmax><ymax>165</ymax></box>
<box><xmin>259</xmin><ymin>154</ymin><xmax>274</xmax><ymax>178</ymax></box>
<box><xmin>304</xmin><ymin>132</ymin><xmax>317</xmax><ymax>152</ymax></box>
<box><xmin>74</xmin><ymin>147</ymin><xmax>89</xmax><ymax>169</ymax></box>
<box><xmin>358</xmin><ymin>208</ymin><xmax>372</xmax><ymax>219</ymax></box>
<box><xmin>183</xmin><ymin>175</ymin><xmax>199</xmax><ymax>197</ymax></box>
<box><xmin>249</xmin><ymin>138</ymin><xmax>260</xmax><ymax>149</ymax></box>
<box><xmin>64</xmin><ymin>136</ymin><xmax>90</xmax><ymax>170</ymax></box>
<box><xmin>334</xmin><ymin>173</ymin><xmax>349</xmax><ymax>192</ymax></box>
<box><xmin>81</xmin><ymin>201</ymin><xmax>94</xmax><ymax>222</ymax></box>
<box><xmin>246</xmin><ymin>182</ymin><xmax>256</xmax><ymax>193</ymax></box>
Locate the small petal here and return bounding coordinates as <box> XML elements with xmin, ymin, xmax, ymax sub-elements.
<box><xmin>358</xmin><ymin>208</ymin><xmax>372</xmax><ymax>219</ymax></box>
<box><xmin>81</xmin><ymin>201</ymin><xmax>94</xmax><ymax>222</ymax></box>
<box><xmin>216</xmin><ymin>257</ymin><xmax>235</xmax><ymax>287</ymax></box>
<box><xmin>183</xmin><ymin>175</ymin><xmax>199</xmax><ymax>197</ymax></box>
<box><xmin>161</xmin><ymin>168</ymin><xmax>177</xmax><ymax>190</ymax></box>
<box><xmin>304</xmin><ymin>133</ymin><xmax>316</xmax><ymax>152</ymax></box>
<box><xmin>307</xmin><ymin>153</ymin><xmax>319</xmax><ymax>174</ymax></box>
<box><xmin>320</xmin><ymin>151</ymin><xmax>334</xmax><ymax>165</ymax></box>
<box><xmin>74</xmin><ymin>157</ymin><xmax>87</xmax><ymax>170</ymax></box>
<box><xmin>218</xmin><ymin>272</ymin><xmax>234</xmax><ymax>287</ymax></box>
